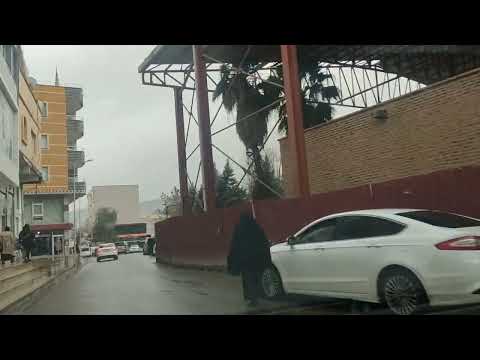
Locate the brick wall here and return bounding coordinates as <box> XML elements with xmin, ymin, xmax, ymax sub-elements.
<box><xmin>280</xmin><ymin>68</ymin><xmax>480</xmax><ymax>196</ymax></box>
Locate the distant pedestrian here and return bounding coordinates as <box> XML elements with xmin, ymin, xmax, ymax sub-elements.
<box><xmin>19</xmin><ymin>224</ymin><xmax>35</xmax><ymax>263</ymax></box>
<box><xmin>227</xmin><ymin>213</ymin><xmax>272</xmax><ymax>307</ymax></box>
<box><xmin>0</xmin><ymin>226</ymin><xmax>16</xmax><ymax>265</ymax></box>
<box><xmin>54</xmin><ymin>238</ymin><xmax>61</xmax><ymax>255</ymax></box>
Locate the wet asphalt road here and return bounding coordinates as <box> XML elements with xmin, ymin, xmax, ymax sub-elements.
<box><xmin>20</xmin><ymin>253</ymin><xmax>342</xmax><ymax>315</ymax></box>
<box><xmin>22</xmin><ymin>253</ymin><xmax>254</xmax><ymax>315</ymax></box>
<box><xmin>21</xmin><ymin>253</ymin><xmax>479</xmax><ymax>315</ymax></box>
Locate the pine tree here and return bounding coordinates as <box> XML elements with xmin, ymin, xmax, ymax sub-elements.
<box><xmin>249</xmin><ymin>154</ymin><xmax>284</xmax><ymax>200</ymax></box>
<box><xmin>216</xmin><ymin>160</ymin><xmax>247</xmax><ymax>208</ymax></box>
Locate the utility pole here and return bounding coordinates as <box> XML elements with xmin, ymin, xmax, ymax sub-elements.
<box><xmin>73</xmin><ymin>167</ymin><xmax>76</xmax><ymax>254</ymax></box>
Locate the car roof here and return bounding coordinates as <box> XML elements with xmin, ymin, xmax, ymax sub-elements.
<box><xmin>326</xmin><ymin>208</ymin><xmax>425</xmax><ymax>217</ymax></box>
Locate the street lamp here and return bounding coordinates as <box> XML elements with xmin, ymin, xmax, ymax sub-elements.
<box><xmin>73</xmin><ymin>158</ymin><xmax>94</xmax><ymax>254</ymax></box>
<box><xmin>78</xmin><ymin>159</ymin><xmax>93</xmax><ymax>243</ymax></box>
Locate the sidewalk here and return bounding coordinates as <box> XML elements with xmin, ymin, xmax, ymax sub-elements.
<box><xmin>0</xmin><ymin>254</ymin><xmax>80</xmax><ymax>313</ymax></box>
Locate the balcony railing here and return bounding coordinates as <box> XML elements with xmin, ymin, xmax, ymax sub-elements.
<box><xmin>67</xmin><ymin>149</ymin><xmax>85</xmax><ymax>169</ymax></box>
<box><xmin>65</xmin><ymin>87</ymin><xmax>83</xmax><ymax>115</ymax></box>
<box><xmin>67</xmin><ymin>116</ymin><xmax>84</xmax><ymax>144</ymax></box>
<box><xmin>68</xmin><ymin>177</ymin><xmax>86</xmax><ymax>195</ymax></box>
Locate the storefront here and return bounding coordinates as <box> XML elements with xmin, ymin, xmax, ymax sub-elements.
<box><xmin>30</xmin><ymin>223</ymin><xmax>73</xmax><ymax>256</ymax></box>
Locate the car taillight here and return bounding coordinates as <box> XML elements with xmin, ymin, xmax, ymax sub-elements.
<box><xmin>435</xmin><ymin>236</ymin><xmax>480</xmax><ymax>250</ymax></box>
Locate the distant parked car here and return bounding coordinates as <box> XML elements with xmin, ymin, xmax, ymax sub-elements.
<box><xmin>80</xmin><ymin>245</ymin><xmax>91</xmax><ymax>257</ymax></box>
<box><xmin>116</xmin><ymin>242</ymin><xmax>128</xmax><ymax>254</ymax></box>
<box><xmin>128</xmin><ymin>243</ymin><xmax>141</xmax><ymax>253</ymax></box>
<box><xmin>262</xmin><ymin>209</ymin><xmax>480</xmax><ymax>315</ymax></box>
<box><xmin>96</xmin><ymin>243</ymin><xmax>118</xmax><ymax>262</ymax></box>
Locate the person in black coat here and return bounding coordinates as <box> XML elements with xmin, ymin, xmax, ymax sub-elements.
<box><xmin>19</xmin><ymin>224</ymin><xmax>35</xmax><ymax>263</ymax></box>
<box><xmin>227</xmin><ymin>213</ymin><xmax>272</xmax><ymax>306</ymax></box>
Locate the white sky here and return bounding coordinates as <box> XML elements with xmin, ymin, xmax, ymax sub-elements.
<box><xmin>22</xmin><ymin>45</ymin><xmax>261</xmax><ymax>204</ymax></box>
<box><xmin>23</xmin><ymin>45</ymin><xmax>414</xmax><ymax>207</ymax></box>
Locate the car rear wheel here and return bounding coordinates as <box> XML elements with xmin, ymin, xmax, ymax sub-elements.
<box><xmin>379</xmin><ymin>268</ymin><xmax>429</xmax><ymax>315</ymax></box>
<box><xmin>261</xmin><ymin>266</ymin><xmax>285</xmax><ymax>299</ymax></box>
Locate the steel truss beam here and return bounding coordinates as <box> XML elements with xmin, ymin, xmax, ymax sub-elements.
<box><xmin>141</xmin><ymin>61</ymin><xmax>425</xmax><ymax>111</ymax></box>
<box><xmin>140</xmin><ymin>46</ymin><xmax>438</xmax><ymax>212</ymax></box>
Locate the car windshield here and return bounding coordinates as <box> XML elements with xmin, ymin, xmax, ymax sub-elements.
<box><xmin>397</xmin><ymin>211</ymin><xmax>480</xmax><ymax>228</ymax></box>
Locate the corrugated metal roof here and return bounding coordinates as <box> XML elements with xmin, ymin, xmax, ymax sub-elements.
<box><xmin>139</xmin><ymin>45</ymin><xmax>480</xmax><ymax>84</ymax></box>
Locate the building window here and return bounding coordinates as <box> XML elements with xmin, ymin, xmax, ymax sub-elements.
<box><xmin>16</xmin><ymin>188</ymin><xmax>20</xmax><ymax>210</ymax></box>
<box><xmin>40</xmin><ymin>134</ymin><xmax>48</xmax><ymax>150</ymax></box>
<box><xmin>31</xmin><ymin>131</ymin><xmax>37</xmax><ymax>153</ymax></box>
<box><xmin>1</xmin><ymin>112</ymin><xmax>5</xmax><ymax>139</ymax></box>
<box><xmin>32</xmin><ymin>203</ymin><xmax>44</xmax><ymax>220</ymax></box>
<box><xmin>8</xmin><ymin>139</ymin><xmax>13</xmax><ymax>160</ymax></box>
<box><xmin>40</xmin><ymin>102</ymin><xmax>48</xmax><ymax>118</ymax></box>
<box><xmin>41</xmin><ymin>167</ymin><xmax>49</xmax><ymax>182</ymax></box>
<box><xmin>22</xmin><ymin>116</ymin><xmax>28</xmax><ymax>143</ymax></box>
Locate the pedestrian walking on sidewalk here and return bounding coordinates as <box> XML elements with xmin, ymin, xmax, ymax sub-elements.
<box><xmin>0</xmin><ymin>226</ymin><xmax>16</xmax><ymax>266</ymax></box>
<box><xmin>19</xmin><ymin>224</ymin><xmax>35</xmax><ymax>263</ymax></box>
<box><xmin>227</xmin><ymin>213</ymin><xmax>272</xmax><ymax>307</ymax></box>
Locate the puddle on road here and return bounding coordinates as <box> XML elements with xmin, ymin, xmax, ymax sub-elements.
<box><xmin>158</xmin><ymin>290</ymin><xmax>174</xmax><ymax>294</ymax></box>
<box><xmin>170</xmin><ymin>279</ymin><xmax>204</xmax><ymax>287</ymax></box>
<box><xmin>192</xmin><ymin>290</ymin><xmax>209</xmax><ymax>296</ymax></box>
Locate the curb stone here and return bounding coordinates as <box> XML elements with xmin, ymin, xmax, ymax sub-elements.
<box><xmin>155</xmin><ymin>257</ymin><xmax>226</xmax><ymax>273</ymax></box>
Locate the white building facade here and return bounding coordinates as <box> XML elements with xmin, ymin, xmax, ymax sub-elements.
<box><xmin>88</xmin><ymin>185</ymin><xmax>140</xmax><ymax>230</ymax></box>
<box><xmin>0</xmin><ymin>45</ymin><xmax>20</xmax><ymax>234</ymax></box>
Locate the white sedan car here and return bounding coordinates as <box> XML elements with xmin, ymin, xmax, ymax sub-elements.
<box><xmin>96</xmin><ymin>243</ymin><xmax>119</xmax><ymax>262</ymax></box>
<box><xmin>262</xmin><ymin>209</ymin><xmax>480</xmax><ymax>315</ymax></box>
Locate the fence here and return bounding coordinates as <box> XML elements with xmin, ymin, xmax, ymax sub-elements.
<box><xmin>155</xmin><ymin>165</ymin><xmax>480</xmax><ymax>269</ymax></box>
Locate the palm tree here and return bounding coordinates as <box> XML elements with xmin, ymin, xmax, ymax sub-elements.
<box><xmin>259</xmin><ymin>57</ymin><xmax>340</xmax><ymax>132</ymax></box>
<box><xmin>213</xmin><ymin>63</ymin><xmax>276</xmax><ymax>184</ymax></box>
<box><xmin>212</xmin><ymin>55</ymin><xmax>339</xmax><ymax>198</ymax></box>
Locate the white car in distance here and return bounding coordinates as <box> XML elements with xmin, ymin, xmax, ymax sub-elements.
<box><xmin>262</xmin><ymin>209</ymin><xmax>480</xmax><ymax>315</ymax></box>
<box><xmin>80</xmin><ymin>246</ymin><xmax>91</xmax><ymax>257</ymax></box>
<box><xmin>96</xmin><ymin>243</ymin><xmax>119</xmax><ymax>262</ymax></box>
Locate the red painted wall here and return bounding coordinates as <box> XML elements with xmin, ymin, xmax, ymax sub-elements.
<box><xmin>155</xmin><ymin>166</ymin><xmax>480</xmax><ymax>268</ymax></box>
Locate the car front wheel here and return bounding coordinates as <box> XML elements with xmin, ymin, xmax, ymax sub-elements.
<box><xmin>379</xmin><ymin>268</ymin><xmax>429</xmax><ymax>315</ymax></box>
<box><xmin>261</xmin><ymin>266</ymin><xmax>285</xmax><ymax>299</ymax></box>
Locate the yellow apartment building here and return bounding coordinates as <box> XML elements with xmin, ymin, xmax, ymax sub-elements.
<box><xmin>23</xmin><ymin>73</ymin><xmax>85</xmax><ymax>251</ymax></box>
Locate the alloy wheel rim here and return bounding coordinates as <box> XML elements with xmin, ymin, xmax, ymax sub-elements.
<box><xmin>262</xmin><ymin>268</ymin><xmax>280</xmax><ymax>297</ymax></box>
<box><xmin>384</xmin><ymin>275</ymin><xmax>418</xmax><ymax>315</ymax></box>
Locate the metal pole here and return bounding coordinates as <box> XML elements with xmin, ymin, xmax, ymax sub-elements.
<box><xmin>73</xmin><ymin>168</ymin><xmax>76</xmax><ymax>254</ymax></box>
<box><xmin>173</xmin><ymin>87</ymin><xmax>191</xmax><ymax>216</ymax></box>
<box><xmin>78</xmin><ymin>196</ymin><xmax>81</xmax><ymax>242</ymax></box>
<box><xmin>51</xmin><ymin>232</ymin><xmax>54</xmax><ymax>272</ymax></box>
<box><xmin>280</xmin><ymin>45</ymin><xmax>310</xmax><ymax>198</ymax></box>
<box><xmin>192</xmin><ymin>45</ymin><xmax>216</xmax><ymax>212</ymax></box>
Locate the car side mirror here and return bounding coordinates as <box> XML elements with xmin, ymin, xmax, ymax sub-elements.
<box><xmin>287</xmin><ymin>235</ymin><xmax>296</xmax><ymax>246</ymax></box>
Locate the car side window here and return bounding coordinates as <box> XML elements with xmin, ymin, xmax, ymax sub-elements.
<box><xmin>295</xmin><ymin>218</ymin><xmax>337</xmax><ymax>244</ymax></box>
<box><xmin>334</xmin><ymin>216</ymin><xmax>405</xmax><ymax>241</ymax></box>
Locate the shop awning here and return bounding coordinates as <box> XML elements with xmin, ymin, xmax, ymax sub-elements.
<box><xmin>31</xmin><ymin>223</ymin><xmax>73</xmax><ymax>232</ymax></box>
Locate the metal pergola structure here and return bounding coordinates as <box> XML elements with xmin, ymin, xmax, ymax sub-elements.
<box><xmin>138</xmin><ymin>45</ymin><xmax>480</xmax><ymax>215</ymax></box>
